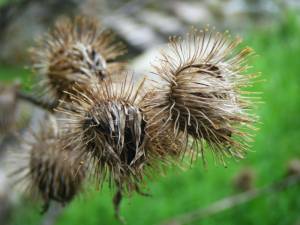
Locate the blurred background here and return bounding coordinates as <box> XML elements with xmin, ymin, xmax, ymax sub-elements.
<box><xmin>1</xmin><ymin>0</ymin><xmax>300</xmax><ymax>224</ymax></box>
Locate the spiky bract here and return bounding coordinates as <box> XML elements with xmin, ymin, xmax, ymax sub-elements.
<box><xmin>31</xmin><ymin>16</ymin><xmax>126</xmax><ymax>102</ymax></box>
<box><xmin>142</xmin><ymin>28</ymin><xmax>257</xmax><ymax>162</ymax></box>
<box><xmin>13</xmin><ymin>119</ymin><xmax>85</xmax><ymax>211</ymax></box>
<box><xmin>60</xmin><ymin>76</ymin><xmax>148</xmax><ymax>192</ymax></box>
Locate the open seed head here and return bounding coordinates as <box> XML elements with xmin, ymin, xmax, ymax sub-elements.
<box><xmin>31</xmin><ymin>16</ymin><xmax>126</xmax><ymax>102</ymax></box>
<box><xmin>11</xmin><ymin>118</ymin><xmax>86</xmax><ymax>211</ymax></box>
<box><xmin>142</xmin><ymin>28</ymin><xmax>258</xmax><ymax>163</ymax></box>
<box><xmin>59</xmin><ymin>75</ymin><xmax>148</xmax><ymax>192</ymax></box>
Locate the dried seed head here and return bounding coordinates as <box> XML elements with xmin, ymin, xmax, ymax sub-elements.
<box><xmin>142</xmin><ymin>28</ymin><xmax>258</xmax><ymax>162</ymax></box>
<box><xmin>12</xmin><ymin>119</ymin><xmax>85</xmax><ymax>211</ymax></box>
<box><xmin>60</xmin><ymin>76</ymin><xmax>147</xmax><ymax>192</ymax></box>
<box><xmin>31</xmin><ymin>16</ymin><xmax>126</xmax><ymax>102</ymax></box>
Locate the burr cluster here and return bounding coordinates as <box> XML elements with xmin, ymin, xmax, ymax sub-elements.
<box><xmin>11</xmin><ymin>17</ymin><xmax>258</xmax><ymax>216</ymax></box>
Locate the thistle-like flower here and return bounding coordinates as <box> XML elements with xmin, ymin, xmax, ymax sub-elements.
<box><xmin>142</xmin><ymin>28</ymin><xmax>258</xmax><ymax>162</ymax></box>
<box><xmin>31</xmin><ymin>16</ymin><xmax>126</xmax><ymax>102</ymax></box>
<box><xmin>59</xmin><ymin>75</ymin><xmax>147</xmax><ymax>192</ymax></box>
<box><xmin>12</xmin><ymin>118</ymin><xmax>86</xmax><ymax>212</ymax></box>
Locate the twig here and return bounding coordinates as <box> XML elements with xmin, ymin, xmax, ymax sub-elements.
<box><xmin>160</xmin><ymin>174</ymin><xmax>300</xmax><ymax>225</ymax></box>
<box><xmin>16</xmin><ymin>91</ymin><xmax>58</xmax><ymax>112</ymax></box>
<box><xmin>113</xmin><ymin>187</ymin><xmax>126</xmax><ymax>224</ymax></box>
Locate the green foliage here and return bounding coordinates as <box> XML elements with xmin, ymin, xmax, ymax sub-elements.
<box><xmin>0</xmin><ymin>65</ymin><xmax>32</xmax><ymax>90</ymax></box>
<box><xmin>6</xmin><ymin>13</ymin><xmax>300</xmax><ymax>225</ymax></box>
<box><xmin>0</xmin><ymin>0</ymin><xmax>20</xmax><ymax>7</ymax></box>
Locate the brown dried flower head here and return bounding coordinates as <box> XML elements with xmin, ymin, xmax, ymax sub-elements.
<box><xmin>31</xmin><ymin>16</ymin><xmax>126</xmax><ymax>102</ymax></box>
<box><xmin>60</xmin><ymin>76</ymin><xmax>147</xmax><ymax>192</ymax></box>
<box><xmin>13</xmin><ymin>119</ymin><xmax>86</xmax><ymax>212</ymax></box>
<box><xmin>142</xmin><ymin>27</ymin><xmax>258</xmax><ymax>163</ymax></box>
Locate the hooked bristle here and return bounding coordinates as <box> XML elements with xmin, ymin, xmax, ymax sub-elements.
<box><xmin>31</xmin><ymin>16</ymin><xmax>127</xmax><ymax>102</ymax></box>
<box><xmin>142</xmin><ymin>28</ymin><xmax>258</xmax><ymax>163</ymax></box>
<box><xmin>58</xmin><ymin>75</ymin><xmax>148</xmax><ymax>192</ymax></box>
<box><xmin>145</xmin><ymin>128</ymin><xmax>188</xmax><ymax>167</ymax></box>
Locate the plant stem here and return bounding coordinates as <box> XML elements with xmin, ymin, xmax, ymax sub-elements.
<box><xmin>16</xmin><ymin>91</ymin><xmax>58</xmax><ymax>112</ymax></box>
<box><xmin>160</xmin><ymin>174</ymin><xmax>300</xmax><ymax>225</ymax></box>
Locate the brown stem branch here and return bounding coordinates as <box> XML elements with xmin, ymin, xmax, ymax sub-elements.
<box><xmin>113</xmin><ymin>187</ymin><xmax>126</xmax><ymax>224</ymax></box>
<box><xmin>16</xmin><ymin>91</ymin><xmax>58</xmax><ymax>112</ymax></box>
<box><xmin>160</xmin><ymin>174</ymin><xmax>300</xmax><ymax>225</ymax></box>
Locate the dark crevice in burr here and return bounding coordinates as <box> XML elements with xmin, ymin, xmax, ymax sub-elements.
<box><xmin>84</xmin><ymin>107</ymin><xmax>146</xmax><ymax>165</ymax></box>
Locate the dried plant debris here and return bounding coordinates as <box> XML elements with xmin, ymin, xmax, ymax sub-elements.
<box><xmin>58</xmin><ymin>75</ymin><xmax>149</xmax><ymax>193</ymax></box>
<box><xmin>31</xmin><ymin>16</ymin><xmax>127</xmax><ymax>102</ymax></box>
<box><xmin>233</xmin><ymin>167</ymin><xmax>255</xmax><ymax>192</ymax></box>
<box><xmin>286</xmin><ymin>159</ymin><xmax>300</xmax><ymax>177</ymax></box>
<box><xmin>11</xmin><ymin>119</ymin><xmax>86</xmax><ymax>213</ymax></box>
<box><xmin>142</xmin><ymin>27</ymin><xmax>258</xmax><ymax>163</ymax></box>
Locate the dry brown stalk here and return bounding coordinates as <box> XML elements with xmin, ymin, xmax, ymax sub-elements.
<box><xmin>160</xmin><ymin>174</ymin><xmax>300</xmax><ymax>225</ymax></box>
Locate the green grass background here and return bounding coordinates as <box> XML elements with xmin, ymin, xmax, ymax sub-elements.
<box><xmin>1</xmin><ymin>12</ymin><xmax>300</xmax><ymax>225</ymax></box>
